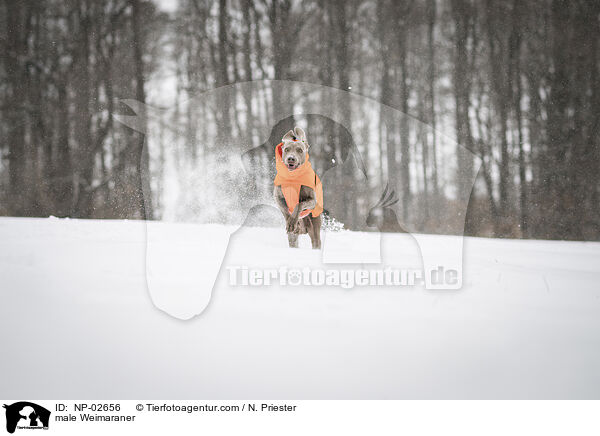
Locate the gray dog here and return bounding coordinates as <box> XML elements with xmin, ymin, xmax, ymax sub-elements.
<box><xmin>273</xmin><ymin>127</ymin><xmax>322</xmax><ymax>249</ymax></box>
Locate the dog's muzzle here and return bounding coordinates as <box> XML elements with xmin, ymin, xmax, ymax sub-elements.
<box><xmin>286</xmin><ymin>158</ymin><xmax>298</xmax><ymax>170</ymax></box>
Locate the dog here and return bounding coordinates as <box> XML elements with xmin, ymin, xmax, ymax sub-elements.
<box><xmin>273</xmin><ymin>126</ymin><xmax>323</xmax><ymax>249</ymax></box>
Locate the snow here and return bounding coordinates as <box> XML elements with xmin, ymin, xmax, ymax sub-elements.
<box><xmin>1</xmin><ymin>217</ymin><xmax>600</xmax><ymax>399</ymax></box>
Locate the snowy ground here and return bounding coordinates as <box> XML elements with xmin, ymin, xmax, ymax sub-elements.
<box><xmin>1</xmin><ymin>217</ymin><xmax>600</xmax><ymax>399</ymax></box>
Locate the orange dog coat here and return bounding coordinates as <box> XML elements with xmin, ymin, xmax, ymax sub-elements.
<box><xmin>274</xmin><ymin>142</ymin><xmax>323</xmax><ymax>218</ymax></box>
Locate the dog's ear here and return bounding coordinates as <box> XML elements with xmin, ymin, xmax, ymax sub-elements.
<box><xmin>282</xmin><ymin>130</ymin><xmax>295</xmax><ymax>142</ymax></box>
<box><xmin>294</xmin><ymin>126</ymin><xmax>306</xmax><ymax>142</ymax></box>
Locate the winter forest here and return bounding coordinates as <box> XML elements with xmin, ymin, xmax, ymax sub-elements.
<box><xmin>1</xmin><ymin>0</ymin><xmax>599</xmax><ymax>241</ymax></box>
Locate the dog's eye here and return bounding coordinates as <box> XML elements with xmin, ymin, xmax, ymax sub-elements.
<box><xmin>285</xmin><ymin>147</ymin><xmax>290</xmax><ymax>152</ymax></box>
<box><xmin>296</xmin><ymin>147</ymin><xmax>302</xmax><ymax>153</ymax></box>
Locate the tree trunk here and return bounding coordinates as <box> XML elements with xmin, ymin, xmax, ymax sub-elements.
<box><xmin>509</xmin><ymin>0</ymin><xmax>528</xmax><ymax>237</ymax></box>
<box><xmin>4</xmin><ymin>0</ymin><xmax>30</xmax><ymax>216</ymax></box>
<box><xmin>377</xmin><ymin>2</ymin><xmax>395</xmax><ymax>196</ymax></box>
<box><xmin>486</xmin><ymin>1</ymin><xmax>510</xmax><ymax>216</ymax></box>
<box><xmin>544</xmin><ymin>0</ymin><xmax>571</xmax><ymax>239</ymax></box>
<box><xmin>73</xmin><ymin>1</ymin><xmax>94</xmax><ymax>217</ymax></box>
<box><xmin>427</xmin><ymin>0</ymin><xmax>439</xmax><ymax>200</ymax></box>
<box><xmin>131</xmin><ymin>0</ymin><xmax>153</xmax><ymax>219</ymax></box>
<box><xmin>451</xmin><ymin>0</ymin><xmax>475</xmax><ymax>223</ymax></box>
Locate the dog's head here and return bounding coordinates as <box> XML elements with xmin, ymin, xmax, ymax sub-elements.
<box><xmin>280</xmin><ymin>126</ymin><xmax>309</xmax><ymax>170</ymax></box>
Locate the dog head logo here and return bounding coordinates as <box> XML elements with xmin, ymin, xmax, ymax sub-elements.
<box><xmin>3</xmin><ymin>402</ymin><xmax>50</xmax><ymax>433</ymax></box>
<box><xmin>114</xmin><ymin>79</ymin><xmax>480</xmax><ymax>319</ymax></box>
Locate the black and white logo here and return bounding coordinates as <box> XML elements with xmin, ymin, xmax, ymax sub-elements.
<box><xmin>3</xmin><ymin>402</ymin><xmax>50</xmax><ymax>433</ymax></box>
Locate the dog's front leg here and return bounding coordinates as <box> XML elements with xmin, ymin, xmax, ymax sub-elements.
<box><xmin>287</xmin><ymin>204</ymin><xmax>302</xmax><ymax>233</ymax></box>
<box><xmin>295</xmin><ymin>188</ymin><xmax>317</xmax><ymax>218</ymax></box>
<box><xmin>287</xmin><ymin>189</ymin><xmax>317</xmax><ymax>236</ymax></box>
<box><xmin>274</xmin><ymin>186</ymin><xmax>300</xmax><ymax>239</ymax></box>
<box><xmin>274</xmin><ymin>186</ymin><xmax>290</xmax><ymax>219</ymax></box>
